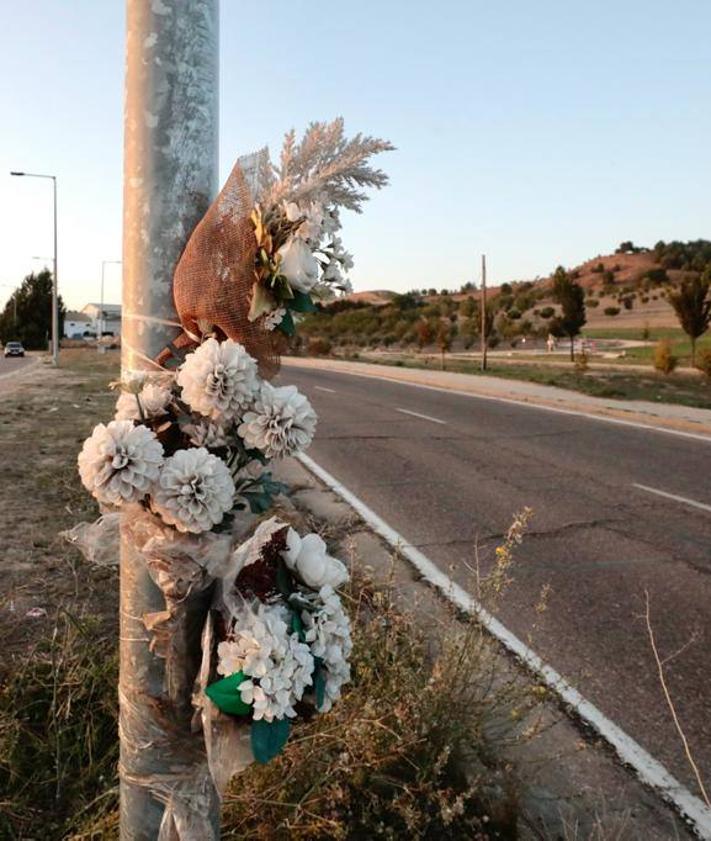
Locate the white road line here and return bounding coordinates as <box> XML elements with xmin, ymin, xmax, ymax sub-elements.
<box><xmin>396</xmin><ymin>407</ymin><xmax>447</xmax><ymax>425</ymax></box>
<box><xmin>297</xmin><ymin>451</ymin><xmax>711</xmax><ymax>840</ymax></box>
<box><xmin>633</xmin><ymin>483</ymin><xmax>711</xmax><ymax>514</ymax></box>
<box><xmin>285</xmin><ymin>362</ymin><xmax>711</xmax><ymax>444</ymax></box>
<box><xmin>314</xmin><ymin>385</ymin><xmax>337</xmax><ymax>393</ymax></box>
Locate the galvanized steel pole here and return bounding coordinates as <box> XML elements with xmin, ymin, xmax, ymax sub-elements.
<box><xmin>121</xmin><ymin>2</ymin><xmax>219</xmax><ymax>837</ymax></box>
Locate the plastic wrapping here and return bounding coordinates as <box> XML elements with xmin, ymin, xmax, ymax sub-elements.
<box><xmin>60</xmin><ymin>512</ymin><xmax>121</xmax><ymax>567</ymax></box>
<box><xmin>193</xmin><ymin>612</ymin><xmax>254</xmax><ymax>795</ymax></box>
<box><xmin>64</xmin><ymin>503</ymin><xmax>263</xmax><ymax>837</ymax></box>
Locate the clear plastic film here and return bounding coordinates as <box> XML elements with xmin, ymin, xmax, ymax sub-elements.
<box><xmin>63</xmin><ymin>504</ymin><xmax>265</xmax><ymax>837</ymax></box>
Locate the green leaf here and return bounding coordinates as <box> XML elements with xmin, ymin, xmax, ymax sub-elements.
<box><xmin>251</xmin><ymin>717</ymin><xmax>290</xmax><ymax>764</ymax></box>
<box><xmin>313</xmin><ymin>658</ymin><xmax>327</xmax><ymax>709</ymax></box>
<box><xmin>277</xmin><ymin>309</ymin><xmax>295</xmax><ymax>337</ymax></box>
<box><xmin>291</xmin><ymin>608</ymin><xmax>305</xmax><ymax>641</ymax></box>
<box><xmin>289</xmin><ymin>291</ymin><xmax>317</xmax><ymax>313</ymax></box>
<box><xmin>205</xmin><ymin>672</ymin><xmax>251</xmax><ymax>716</ymax></box>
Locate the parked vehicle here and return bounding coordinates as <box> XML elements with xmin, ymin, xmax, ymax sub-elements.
<box><xmin>3</xmin><ymin>341</ymin><xmax>25</xmax><ymax>358</ymax></box>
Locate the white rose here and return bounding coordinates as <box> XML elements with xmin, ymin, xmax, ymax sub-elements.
<box><xmin>283</xmin><ymin>532</ymin><xmax>349</xmax><ymax>590</ymax></box>
<box><xmin>277</xmin><ymin>237</ymin><xmax>319</xmax><ymax>293</ymax></box>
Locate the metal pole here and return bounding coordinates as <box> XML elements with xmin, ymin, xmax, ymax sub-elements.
<box><xmin>51</xmin><ymin>177</ymin><xmax>58</xmax><ymax>366</ymax></box>
<box><xmin>121</xmin><ymin>2</ymin><xmax>219</xmax><ymax>838</ymax></box>
<box><xmin>100</xmin><ymin>263</ymin><xmax>105</xmax><ymax>338</ymax></box>
<box><xmin>480</xmin><ymin>254</ymin><xmax>487</xmax><ymax>371</ymax></box>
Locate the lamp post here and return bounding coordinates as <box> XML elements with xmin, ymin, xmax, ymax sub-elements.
<box><xmin>100</xmin><ymin>260</ymin><xmax>122</xmax><ymax>339</ymax></box>
<box><xmin>11</xmin><ymin>172</ymin><xmax>59</xmax><ymax>365</ymax></box>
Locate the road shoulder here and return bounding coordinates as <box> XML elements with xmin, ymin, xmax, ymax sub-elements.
<box><xmin>273</xmin><ymin>455</ymin><xmax>696</xmax><ymax>840</ymax></box>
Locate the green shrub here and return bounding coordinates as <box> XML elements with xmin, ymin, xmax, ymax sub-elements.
<box><xmin>654</xmin><ymin>339</ymin><xmax>678</xmax><ymax>375</ymax></box>
<box><xmin>539</xmin><ymin>306</ymin><xmax>555</xmax><ymax>319</ymax></box>
<box><xmin>586</xmin><ymin>298</ymin><xmax>599</xmax><ymax>308</ymax></box>
<box><xmin>603</xmin><ymin>307</ymin><xmax>620</xmax><ymax>317</ymax></box>
<box><xmin>646</xmin><ymin>268</ymin><xmax>669</xmax><ymax>285</ymax></box>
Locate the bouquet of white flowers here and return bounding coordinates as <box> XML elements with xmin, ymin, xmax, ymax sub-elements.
<box><xmin>72</xmin><ymin>119</ymin><xmax>389</xmax><ymax>776</ymax></box>
<box><xmin>205</xmin><ymin>519</ymin><xmax>351</xmax><ymax>763</ymax></box>
<box><xmin>78</xmin><ymin>338</ymin><xmax>317</xmax><ymax>533</ymax></box>
<box><xmin>166</xmin><ymin>119</ymin><xmax>393</xmax><ymax>376</ymax></box>
<box><xmin>247</xmin><ymin>120</ymin><xmax>393</xmax><ymax>335</ymax></box>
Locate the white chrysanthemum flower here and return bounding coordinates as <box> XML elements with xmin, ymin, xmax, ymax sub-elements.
<box><xmin>281</xmin><ymin>529</ymin><xmax>349</xmax><ymax>590</ymax></box>
<box><xmin>300</xmin><ymin>585</ymin><xmax>352</xmax><ymax>712</ymax></box>
<box><xmin>115</xmin><ymin>382</ymin><xmax>172</xmax><ymax>421</ymax></box>
<box><xmin>183</xmin><ymin>418</ymin><xmax>230</xmax><ymax>449</ymax></box>
<box><xmin>220</xmin><ymin>602</ymin><xmax>314</xmax><ymax>721</ymax></box>
<box><xmin>151</xmin><ymin>447</ymin><xmax>235</xmax><ymax>533</ymax></box>
<box><xmin>238</xmin><ymin>383</ymin><xmax>317</xmax><ymax>458</ymax></box>
<box><xmin>177</xmin><ymin>338</ymin><xmax>259</xmax><ymax>421</ymax></box>
<box><xmin>78</xmin><ymin>420</ymin><xmax>164</xmax><ymax>506</ymax></box>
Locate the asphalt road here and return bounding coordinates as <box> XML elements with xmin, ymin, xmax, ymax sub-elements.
<box><xmin>279</xmin><ymin>364</ymin><xmax>711</xmax><ymax>798</ymax></box>
<box><xmin>0</xmin><ymin>354</ymin><xmax>34</xmax><ymax>379</ymax></box>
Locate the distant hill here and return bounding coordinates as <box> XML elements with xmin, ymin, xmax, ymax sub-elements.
<box><xmin>340</xmin><ymin>240</ymin><xmax>711</xmax><ymax>332</ymax></box>
<box><xmin>345</xmin><ymin>290</ymin><xmax>394</xmax><ymax>306</ymax></box>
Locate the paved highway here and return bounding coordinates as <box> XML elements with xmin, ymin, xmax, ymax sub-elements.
<box><xmin>279</xmin><ymin>364</ymin><xmax>711</xmax><ymax>798</ymax></box>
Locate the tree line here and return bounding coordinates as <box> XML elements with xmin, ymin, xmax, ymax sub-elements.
<box><xmin>0</xmin><ymin>270</ymin><xmax>66</xmax><ymax>350</ymax></box>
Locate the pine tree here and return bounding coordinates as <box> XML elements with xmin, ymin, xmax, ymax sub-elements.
<box><xmin>552</xmin><ymin>266</ymin><xmax>586</xmax><ymax>361</ymax></box>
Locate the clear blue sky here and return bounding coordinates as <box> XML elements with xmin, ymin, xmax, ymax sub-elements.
<box><xmin>1</xmin><ymin>0</ymin><xmax>709</xmax><ymax>311</ymax></box>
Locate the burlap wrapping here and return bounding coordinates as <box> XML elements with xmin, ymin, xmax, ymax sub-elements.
<box><xmin>167</xmin><ymin>157</ymin><xmax>282</xmax><ymax>378</ymax></box>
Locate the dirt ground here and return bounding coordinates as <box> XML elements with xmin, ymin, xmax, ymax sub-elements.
<box><xmin>0</xmin><ymin>349</ymin><xmax>121</xmax><ymax>657</ymax></box>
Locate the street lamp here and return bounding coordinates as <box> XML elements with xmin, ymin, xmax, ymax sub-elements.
<box><xmin>99</xmin><ymin>260</ymin><xmax>122</xmax><ymax>339</ymax></box>
<box><xmin>11</xmin><ymin>171</ymin><xmax>59</xmax><ymax>365</ymax></box>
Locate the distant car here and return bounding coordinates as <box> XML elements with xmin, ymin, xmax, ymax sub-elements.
<box><xmin>4</xmin><ymin>341</ymin><xmax>25</xmax><ymax>358</ymax></box>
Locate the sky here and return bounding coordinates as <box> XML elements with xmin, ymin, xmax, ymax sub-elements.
<box><xmin>0</xmin><ymin>0</ymin><xmax>709</xmax><ymax>312</ymax></box>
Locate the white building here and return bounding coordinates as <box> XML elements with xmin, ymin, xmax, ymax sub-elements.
<box><xmin>64</xmin><ymin>311</ymin><xmax>93</xmax><ymax>338</ymax></box>
<box><xmin>82</xmin><ymin>303</ymin><xmax>122</xmax><ymax>336</ymax></box>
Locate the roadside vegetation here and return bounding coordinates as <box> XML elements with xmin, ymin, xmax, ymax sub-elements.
<box><xmin>349</xmin><ymin>353</ymin><xmax>711</xmax><ymax>410</ymax></box>
<box><xmin>0</xmin><ymin>350</ymin><xmax>547</xmax><ymax>840</ymax></box>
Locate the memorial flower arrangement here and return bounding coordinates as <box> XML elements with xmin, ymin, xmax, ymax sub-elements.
<box><xmin>73</xmin><ymin>119</ymin><xmax>390</xmax><ymax>782</ymax></box>
<box><xmin>247</xmin><ymin>119</ymin><xmax>394</xmax><ymax>335</ymax></box>
<box><xmin>205</xmin><ymin>519</ymin><xmax>352</xmax><ymax>762</ymax></box>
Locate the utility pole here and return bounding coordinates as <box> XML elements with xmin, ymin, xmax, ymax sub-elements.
<box><xmin>121</xmin><ymin>2</ymin><xmax>219</xmax><ymax>838</ymax></box>
<box><xmin>480</xmin><ymin>254</ymin><xmax>488</xmax><ymax>371</ymax></box>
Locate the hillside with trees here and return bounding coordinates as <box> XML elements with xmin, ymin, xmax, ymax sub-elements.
<box><xmin>294</xmin><ymin>240</ymin><xmax>711</xmax><ymax>356</ymax></box>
